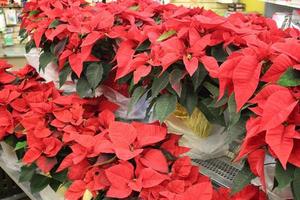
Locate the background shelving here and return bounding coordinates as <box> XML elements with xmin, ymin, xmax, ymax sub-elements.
<box><xmin>263</xmin><ymin>0</ymin><xmax>300</xmax><ymax>9</ymax></box>
<box><xmin>263</xmin><ymin>0</ymin><xmax>300</xmax><ymax>17</ymax></box>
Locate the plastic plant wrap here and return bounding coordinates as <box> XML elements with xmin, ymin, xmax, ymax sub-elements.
<box><xmin>166</xmin><ymin>114</ymin><xmax>229</xmax><ymax>160</ymax></box>
<box><xmin>0</xmin><ymin>142</ymin><xmax>21</xmax><ymax>171</ymax></box>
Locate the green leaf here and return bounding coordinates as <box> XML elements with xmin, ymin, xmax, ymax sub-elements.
<box><xmin>191</xmin><ymin>64</ymin><xmax>207</xmax><ymax>91</ymax></box>
<box><xmin>180</xmin><ymin>85</ymin><xmax>197</xmax><ymax>115</ymax></box>
<box><xmin>185</xmin><ymin>92</ymin><xmax>198</xmax><ymax>115</ymax></box>
<box><xmin>94</xmin><ymin>191</ymin><xmax>107</xmax><ymax>200</ymax></box>
<box><xmin>129</xmin><ymin>5</ymin><xmax>139</xmax><ymax>11</ymax></box>
<box><xmin>278</xmin><ymin>67</ymin><xmax>300</xmax><ymax>87</ymax></box>
<box><xmin>203</xmin><ymin>81</ymin><xmax>219</xmax><ymax>98</ymax></box>
<box><xmin>19</xmin><ymin>29</ymin><xmax>26</xmax><ymax>37</ymax></box>
<box><xmin>154</xmin><ymin>16</ymin><xmax>162</xmax><ymax>25</ymax></box>
<box><xmin>275</xmin><ymin>162</ymin><xmax>295</xmax><ymax>189</ymax></box>
<box><xmin>29</xmin><ymin>10</ymin><xmax>40</xmax><ymax>16</ymax></box>
<box><xmin>19</xmin><ymin>165</ymin><xmax>36</xmax><ymax>182</ymax></box>
<box><xmin>54</xmin><ymin>38</ymin><xmax>68</xmax><ymax>56</ymax></box>
<box><xmin>49</xmin><ymin>179</ymin><xmax>61</xmax><ymax>192</ymax></box>
<box><xmin>232</xmin><ymin>164</ymin><xmax>256</xmax><ymax>193</ymax></box>
<box><xmin>25</xmin><ymin>40</ymin><xmax>36</xmax><ymax>53</ymax></box>
<box><xmin>39</xmin><ymin>51</ymin><xmax>55</xmax><ymax>72</ymax></box>
<box><xmin>226</xmin><ymin>117</ymin><xmax>246</xmax><ymax>143</ymax></box>
<box><xmin>50</xmin><ymin>44</ymin><xmax>55</xmax><ymax>55</ymax></box>
<box><xmin>153</xmin><ymin>94</ymin><xmax>177</xmax><ymax>122</ymax></box>
<box><xmin>128</xmin><ymin>86</ymin><xmax>147</xmax><ymax>113</ymax></box>
<box><xmin>20</xmin><ymin>32</ymin><xmax>29</xmax><ymax>43</ymax></box>
<box><xmin>30</xmin><ymin>174</ymin><xmax>51</xmax><ymax>193</ymax></box>
<box><xmin>51</xmin><ymin>169</ymin><xmax>68</xmax><ymax>182</ymax></box>
<box><xmin>85</xmin><ymin>63</ymin><xmax>103</xmax><ymax>89</ymax></box>
<box><xmin>294</xmin><ymin>168</ymin><xmax>300</xmax><ymax>179</ymax></box>
<box><xmin>136</xmin><ymin>40</ymin><xmax>151</xmax><ymax>52</ymax></box>
<box><xmin>227</xmin><ymin>94</ymin><xmax>240</xmax><ymax>128</ymax></box>
<box><xmin>4</xmin><ymin>135</ymin><xmax>17</xmax><ymax>147</ymax></box>
<box><xmin>208</xmin><ymin>95</ymin><xmax>228</xmax><ymax>108</ymax></box>
<box><xmin>19</xmin><ymin>29</ymin><xmax>28</xmax><ymax>43</ymax></box>
<box><xmin>161</xmin><ymin>149</ymin><xmax>176</xmax><ymax>161</ymax></box>
<box><xmin>211</xmin><ymin>44</ymin><xmax>228</xmax><ymax>62</ymax></box>
<box><xmin>48</xmin><ymin>19</ymin><xmax>60</xmax><ymax>28</ymax></box>
<box><xmin>117</xmin><ymin>73</ymin><xmax>132</xmax><ymax>84</ymax></box>
<box><xmin>151</xmin><ymin>72</ymin><xmax>169</xmax><ymax>98</ymax></box>
<box><xmin>76</xmin><ymin>77</ymin><xmax>91</xmax><ymax>98</ymax></box>
<box><xmin>59</xmin><ymin>66</ymin><xmax>72</xmax><ymax>87</ymax></box>
<box><xmin>198</xmin><ymin>99</ymin><xmax>225</xmax><ymax>126</ymax></box>
<box><xmin>169</xmin><ymin>69</ymin><xmax>184</xmax><ymax>96</ymax></box>
<box><xmin>157</xmin><ymin>30</ymin><xmax>176</xmax><ymax>42</ymax></box>
<box><xmin>14</xmin><ymin>141</ymin><xmax>27</xmax><ymax>151</ymax></box>
<box><xmin>292</xmin><ymin>168</ymin><xmax>300</xmax><ymax>200</ymax></box>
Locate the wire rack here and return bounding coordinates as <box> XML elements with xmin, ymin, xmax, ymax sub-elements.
<box><xmin>193</xmin><ymin>156</ymin><xmax>243</xmax><ymax>188</ymax></box>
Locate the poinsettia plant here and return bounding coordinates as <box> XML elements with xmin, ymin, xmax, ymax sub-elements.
<box><xmin>0</xmin><ymin>60</ymin><xmax>266</xmax><ymax>199</ymax></box>
<box><xmin>229</xmin><ymin>39</ymin><xmax>300</xmax><ymax>198</ymax></box>
<box><xmin>17</xmin><ymin>0</ymin><xmax>255</xmax><ymax>124</ymax></box>
<box><xmin>17</xmin><ymin>0</ymin><xmax>300</xmax><ymax>198</ymax></box>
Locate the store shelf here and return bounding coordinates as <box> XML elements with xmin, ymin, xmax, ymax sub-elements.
<box><xmin>0</xmin><ymin>5</ymin><xmax>23</xmax><ymax>8</ymax></box>
<box><xmin>217</xmin><ymin>0</ymin><xmax>235</xmax><ymax>3</ymax></box>
<box><xmin>263</xmin><ymin>0</ymin><xmax>300</xmax><ymax>9</ymax></box>
<box><xmin>0</xmin><ymin>156</ymin><xmax>41</xmax><ymax>200</ymax></box>
<box><xmin>0</xmin><ymin>45</ymin><xmax>26</xmax><ymax>58</ymax></box>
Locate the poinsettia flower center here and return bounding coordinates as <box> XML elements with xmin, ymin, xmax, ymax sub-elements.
<box><xmin>130</xmin><ymin>144</ymin><xmax>135</xmax><ymax>152</ymax></box>
<box><xmin>186</xmin><ymin>54</ymin><xmax>192</xmax><ymax>60</ymax></box>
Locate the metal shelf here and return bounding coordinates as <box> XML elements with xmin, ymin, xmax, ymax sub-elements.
<box><xmin>263</xmin><ymin>0</ymin><xmax>300</xmax><ymax>9</ymax></box>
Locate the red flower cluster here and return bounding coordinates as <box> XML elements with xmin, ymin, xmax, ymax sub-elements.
<box><xmin>60</xmin><ymin>112</ymin><xmax>265</xmax><ymax>200</ymax></box>
<box><xmin>0</xmin><ymin>59</ymin><xmax>265</xmax><ymax>199</ymax></box>
<box><xmin>21</xmin><ymin>0</ymin><xmax>115</xmax><ymax>76</ymax></box>
<box><xmin>21</xmin><ymin>0</ymin><xmax>299</xmax><ymax>84</ymax></box>
<box><xmin>224</xmin><ymin>36</ymin><xmax>300</xmax><ymax>189</ymax></box>
<box><xmin>206</xmin><ymin>35</ymin><xmax>300</xmax><ymax>110</ymax></box>
<box><xmin>16</xmin><ymin>0</ymin><xmax>300</xmax><ymax>198</ymax></box>
<box><xmin>235</xmin><ymin>84</ymin><xmax>300</xmax><ymax>188</ymax></box>
<box><xmin>0</xmin><ymin>60</ymin><xmax>117</xmax><ymax>174</ymax></box>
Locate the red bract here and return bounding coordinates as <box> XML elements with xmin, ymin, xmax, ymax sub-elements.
<box><xmin>237</xmin><ymin>83</ymin><xmax>300</xmax><ymax>189</ymax></box>
<box><xmin>161</xmin><ymin>134</ymin><xmax>190</xmax><ymax>157</ymax></box>
<box><xmin>65</xmin><ymin>180</ymin><xmax>86</xmax><ymax>200</ymax></box>
<box><xmin>272</xmin><ymin>39</ymin><xmax>300</xmax><ymax>62</ymax></box>
<box><xmin>260</xmin><ymin>89</ymin><xmax>298</xmax><ymax>131</ymax></box>
<box><xmin>248</xmin><ymin>149</ymin><xmax>266</xmax><ymax>190</ymax></box>
<box><xmin>23</xmin><ymin>134</ymin><xmax>63</xmax><ymax>173</ymax></box>
<box><xmin>0</xmin><ymin>60</ymin><xmax>16</xmax><ymax>84</ymax></box>
<box><xmin>0</xmin><ymin>107</ymin><xmax>14</xmax><ymax>139</ymax></box>
<box><xmin>261</xmin><ymin>54</ymin><xmax>296</xmax><ymax>83</ymax></box>
<box><xmin>140</xmin><ymin>149</ymin><xmax>168</xmax><ymax>173</ymax></box>
<box><xmin>213</xmin><ymin>185</ymin><xmax>267</xmax><ymax>200</ymax></box>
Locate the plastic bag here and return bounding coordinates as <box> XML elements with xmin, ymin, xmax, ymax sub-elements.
<box><xmin>0</xmin><ymin>142</ymin><xmax>22</xmax><ymax>171</ymax></box>
<box><xmin>251</xmin><ymin>155</ymin><xmax>293</xmax><ymax>200</ymax></box>
<box><xmin>95</xmin><ymin>86</ymin><xmax>149</xmax><ymax>120</ymax></box>
<box><xmin>166</xmin><ymin>113</ymin><xmax>229</xmax><ymax>160</ymax></box>
<box><xmin>25</xmin><ymin>48</ymin><xmax>76</xmax><ymax>93</ymax></box>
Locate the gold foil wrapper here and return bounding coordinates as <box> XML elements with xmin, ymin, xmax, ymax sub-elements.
<box><xmin>173</xmin><ymin>104</ymin><xmax>211</xmax><ymax>138</ymax></box>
